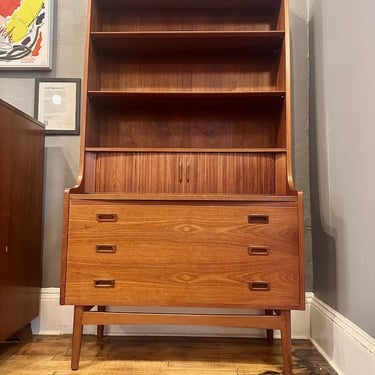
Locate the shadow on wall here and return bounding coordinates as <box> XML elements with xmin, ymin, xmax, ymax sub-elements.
<box><xmin>309</xmin><ymin>1</ymin><xmax>338</xmax><ymax>312</ymax></box>
<box><xmin>309</xmin><ymin>6</ymin><xmax>339</xmax><ymax>359</ymax></box>
<box><xmin>289</xmin><ymin>10</ymin><xmax>313</xmax><ymax>292</ymax></box>
<box><xmin>309</xmin><ymin>8</ymin><xmax>338</xmax><ymax>304</ymax></box>
<box><xmin>42</xmin><ymin>146</ymin><xmax>76</xmax><ymax>287</ymax></box>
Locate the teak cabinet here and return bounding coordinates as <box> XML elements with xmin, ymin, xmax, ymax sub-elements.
<box><xmin>0</xmin><ymin>99</ymin><xmax>45</xmax><ymax>341</ymax></box>
<box><xmin>60</xmin><ymin>1</ymin><xmax>304</xmax><ymax>373</ymax></box>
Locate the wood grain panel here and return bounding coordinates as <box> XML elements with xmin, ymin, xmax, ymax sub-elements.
<box><xmin>94</xmin><ymin>152</ymin><xmax>278</xmax><ymax>194</ymax></box>
<box><xmin>67</xmin><ymin>203</ymin><xmax>298</xmax><ymax>257</ymax></box>
<box><xmin>67</xmin><ymin>239</ymin><xmax>297</xmax><ymax>266</ymax></box>
<box><xmin>65</xmin><ymin>203</ymin><xmax>300</xmax><ymax>307</ymax></box>
<box><xmin>0</xmin><ymin>99</ymin><xmax>44</xmax><ymax>341</ymax></box>
<box><xmin>83</xmin><ymin>152</ymin><xmax>97</xmax><ymax>192</ymax></box>
<box><xmin>186</xmin><ymin>153</ymin><xmax>276</xmax><ymax>194</ymax></box>
<box><xmin>88</xmin><ymin>96</ymin><xmax>284</xmax><ymax>149</ymax></box>
<box><xmin>68</xmin><ymin>202</ymin><xmax>298</xmax><ymax>231</ymax></box>
<box><xmin>65</xmin><ymin>256</ymin><xmax>299</xmax><ymax>308</ymax></box>
<box><xmin>95</xmin><ymin>152</ymin><xmax>182</xmax><ymax>193</ymax></box>
<box><xmin>99</xmin><ymin>53</ymin><xmax>282</xmax><ymax>92</ymax></box>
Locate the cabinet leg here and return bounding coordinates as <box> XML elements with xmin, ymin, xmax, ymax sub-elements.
<box><xmin>97</xmin><ymin>306</ymin><xmax>106</xmax><ymax>339</ymax></box>
<box><xmin>280</xmin><ymin>310</ymin><xmax>292</xmax><ymax>375</ymax></box>
<box><xmin>265</xmin><ymin>310</ymin><xmax>274</xmax><ymax>344</ymax></box>
<box><xmin>71</xmin><ymin>305</ymin><xmax>84</xmax><ymax>371</ymax></box>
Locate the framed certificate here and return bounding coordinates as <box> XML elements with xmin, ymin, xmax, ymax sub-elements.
<box><xmin>35</xmin><ymin>78</ymin><xmax>81</xmax><ymax>135</ymax></box>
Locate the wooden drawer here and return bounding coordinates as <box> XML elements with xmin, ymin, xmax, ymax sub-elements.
<box><xmin>65</xmin><ymin>256</ymin><xmax>300</xmax><ymax>309</ymax></box>
<box><xmin>65</xmin><ymin>201</ymin><xmax>300</xmax><ymax>308</ymax></box>
<box><xmin>67</xmin><ymin>201</ymin><xmax>298</xmax><ymax>251</ymax></box>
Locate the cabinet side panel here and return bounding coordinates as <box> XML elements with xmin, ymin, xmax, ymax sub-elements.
<box><xmin>0</xmin><ymin>101</ymin><xmax>44</xmax><ymax>340</ymax></box>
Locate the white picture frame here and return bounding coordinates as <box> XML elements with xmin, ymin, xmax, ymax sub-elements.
<box><xmin>0</xmin><ymin>0</ymin><xmax>54</xmax><ymax>70</ymax></box>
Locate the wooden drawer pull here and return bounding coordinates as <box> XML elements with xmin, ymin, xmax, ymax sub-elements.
<box><xmin>248</xmin><ymin>247</ymin><xmax>270</xmax><ymax>256</ymax></box>
<box><xmin>96</xmin><ymin>213</ymin><xmax>117</xmax><ymax>222</ymax></box>
<box><xmin>249</xmin><ymin>281</ymin><xmax>270</xmax><ymax>291</ymax></box>
<box><xmin>96</xmin><ymin>244</ymin><xmax>117</xmax><ymax>253</ymax></box>
<box><xmin>179</xmin><ymin>161</ymin><xmax>183</xmax><ymax>182</ymax></box>
<box><xmin>248</xmin><ymin>215</ymin><xmax>269</xmax><ymax>224</ymax></box>
<box><xmin>94</xmin><ymin>279</ymin><xmax>115</xmax><ymax>288</ymax></box>
<box><xmin>186</xmin><ymin>161</ymin><xmax>190</xmax><ymax>182</ymax></box>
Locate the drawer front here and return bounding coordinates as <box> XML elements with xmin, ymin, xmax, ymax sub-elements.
<box><xmin>67</xmin><ymin>202</ymin><xmax>298</xmax><ymax>255</ymax></box>
<box><xmin>65</xmin><ymin>257</ymin><xmax>300</xmax><ymax>308</ymax></box>
<box><xmin>65</xmin><ymin>201</ymin><xmax>301</xmax><ymax>308</ymax></box>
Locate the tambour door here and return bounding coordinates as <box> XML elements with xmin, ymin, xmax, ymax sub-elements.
<box><xmin>182</xmin><ymin>153</ymin><xmax>276</xmax><ymax>194</ymax></box>
<box><xmin>93</xmin><ymin>152</ymin><xmax>277</xmax><ymax>195</ymax></box>
<box><xmin>94</xmin><ymin>152</ymin><xmax>182</xmax><ymax>193</ymax></box>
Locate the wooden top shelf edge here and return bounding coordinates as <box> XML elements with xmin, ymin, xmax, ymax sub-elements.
<box><xmin>85</xmin><ymin>148</ymin><xmax>287</xmax><ymax>153</ymax></box>
<box><xmin>69</xmin><ymin>193</ymin><xmax>297</xmax><ymax>203</ymax></box>
<box><xmin>91</xmin><ymin>31</ymin><xmax>285</xmax><ymax>38</ymax></box>
<box><xmin>88</xmin><ymin>91</ymin><xmax>286</xmax><ymax>98</ymax></box>
<box><xmin>95</xmin><ymin>0</ymin><xmax>284</xmax><ymax>10</ymax></box>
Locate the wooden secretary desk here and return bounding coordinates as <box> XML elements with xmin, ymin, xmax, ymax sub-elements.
<box><xmin>60</xmin><ymin>0</ymin><xmax>304</xmax><ymax>373</ymax></box>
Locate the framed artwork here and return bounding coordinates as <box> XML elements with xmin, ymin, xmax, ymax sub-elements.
<box><xmin>0</xmin><ymin>0</ymin><xmax>54</xmax><ymax>70</ymax></box>
<box><xmin>35</xmin><ymin>78</ymin><xmax>81</xmax><ymax>135</ymax></box>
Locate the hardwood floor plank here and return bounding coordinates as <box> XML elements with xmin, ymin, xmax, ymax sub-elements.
<box><xmin>0</xmin><ymin>335</ymin><xmax>337</xmax><ymax>375</ymax></box>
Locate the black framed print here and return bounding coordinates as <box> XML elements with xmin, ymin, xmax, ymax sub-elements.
<box><xmin>35</xmin><ymin>78</ymin><xmax>81</xmax><ymax>135</ymax></box>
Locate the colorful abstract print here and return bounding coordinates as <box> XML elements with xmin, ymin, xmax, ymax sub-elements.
<box><xmin>0</xmin><ymin>0</ymin><xmax>46</xmax><ymax>61</ymax></box>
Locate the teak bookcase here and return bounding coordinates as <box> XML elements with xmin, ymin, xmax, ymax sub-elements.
<box><xmin>60</xmin><ymin>1</ymin><xmax>304</xmax><ymax>373</ymax></box>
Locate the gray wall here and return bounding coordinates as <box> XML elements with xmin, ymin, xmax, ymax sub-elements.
<box><xmin>0</xmin><ymin>1</ymin><xmax>312</xmax><ymax>291</ymax></box>
<box><xmin>290</xmin><ymin>0</ymin><xmax>312</xmax><ymax>293</ymax></box>
<box><xmin>310</xmin><ymin>0</ymin><xmax>375</xmax><ymax>337</ymax></box>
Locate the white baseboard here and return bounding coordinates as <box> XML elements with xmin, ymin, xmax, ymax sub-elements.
<box><xmin>31</xmin><ymin>288</ymin><xmax>313</xmax><ymax>339</ymax></box>
<box><xmin>310</xmin><ymin>297</ymin><xmax>375</xmax><ymax>375</ymax></box>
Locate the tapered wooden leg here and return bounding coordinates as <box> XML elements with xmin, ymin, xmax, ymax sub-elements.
<box><xmin>71</xmin><ymin>305</ymin><xmax>84</xmax><ymax>371</ymax></box>
<box><xmin>280</xmin><ymin>310</ymin><xmax>292</xmax><ymax>375</ymax></box>
<box><xmin>97</xmin><ymin>306</ymin><xmax>106</xmax><ymax>339</ymax></box>
<box><xmin>265</xmin><ymin>310</ymin><xmax>274</xmax><ymax>344</ymax></box>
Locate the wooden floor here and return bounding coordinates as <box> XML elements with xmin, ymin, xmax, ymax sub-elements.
<box><xmin>0</xmin><ymin>335</ymin><xmax>337</xmax><ymax>375</ymax></box>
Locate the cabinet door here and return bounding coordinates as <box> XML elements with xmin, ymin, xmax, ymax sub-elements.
<box><xmin>96</xmin><ymin>152</ymin><xmax>276</xmax><ymax>195</ymax></box>
<box><xmin>0</xmin><ymin>108</ymin><xmax>44</xmax><ymax>340</ymax></box>
<box><xmin>183</xmin><ymin>153</ymin><xmax>276</xmax><ymax>195</ymax></box>
<box><xmin>0</xmin><ymin>114</ymin><xmax>12</xmax><ymax>340</ymax></box>
<box><xmin>96</xmin><ymin>152</ymin><xmax>184</xmax><ymax>193</ymax></box>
